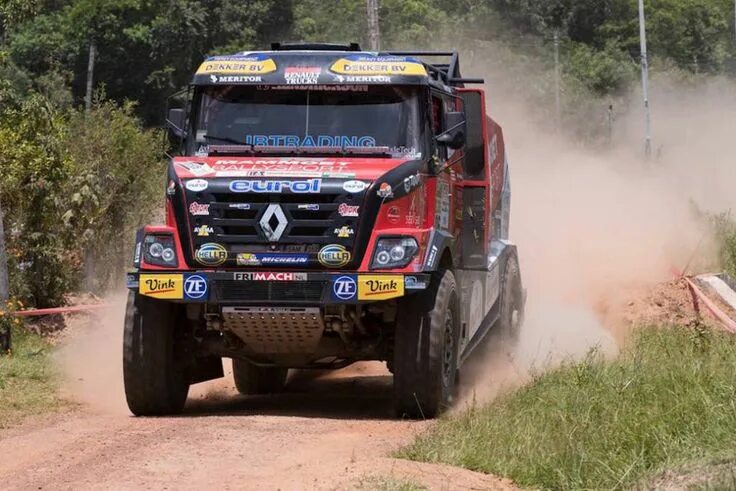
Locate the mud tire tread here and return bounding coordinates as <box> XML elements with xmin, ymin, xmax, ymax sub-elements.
<box><xmin>393</xmin><ymin>269</ymin><xmax>459</xmax><ymax>419</ymax></box>
<box><xmin>123</xmin><ymin>292</ymin><xmax>189</xmax><ymax>416</ymax></box>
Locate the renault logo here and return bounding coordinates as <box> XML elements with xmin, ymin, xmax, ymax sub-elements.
<box><xmin>259</xmin><ymin>204</ymin><xmax>288</xmax><ymax>241</ymax></box>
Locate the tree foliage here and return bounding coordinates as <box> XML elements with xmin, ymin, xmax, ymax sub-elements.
<box><xmin>0</xmin><ymin>0</ymin><xmax>735</xmax><ymax>305</ymax></box>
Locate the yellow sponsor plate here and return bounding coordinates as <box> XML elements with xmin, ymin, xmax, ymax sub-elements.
<box><xmin>196</xmin><ymin>58</ymin><xmax>277</xmax><ymax>75</ymax></box>
<box><xmin>139</xmin><ymin>274</ymin><xmax>183</xmax><ymax>300</ymax></box>
<box><xmin>330</xmin><ymin>58</ymin><xmax>427</xmax><ymax>76</ymax></box>
<box><xmin>357</xmin><ymin>275</ymin><xmax>405</xmax><ymax>301</ymax></box>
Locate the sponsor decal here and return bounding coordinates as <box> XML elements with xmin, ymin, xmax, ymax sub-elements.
<box><xmin>237</xmin><ymin>253</ymin><xmax>309</xmax><ymax>266</ymax></box>
<box><xmin>229</xmin><ymin>179</ymin><xmax>321</xmax><ymax>194</ymax></box>
<box><xmin>318</xmin><ymin>244</ymin><xmax>351</xmax><ymax>268</ymax></box>
<box><xmin>377</xmin><ymin>182</ymin><xmax>393</xmax><ymax>199</ymax></box>
<box><xmin>337</xmin><ymin>203</ymin><xmax>359</xmax><ymax>217</ymax></box>
<box><xmin>126</xmin><ymin>274</ymin><xmax>139</xmax><ymax>289</ymax></box>
<box><xmin>333</xmin><ymin>74</ymin><xmax>392</xmax><ymax>83</ymax></box>
<box><xmin>403</xmin><ymin>174</ymin><xmax>421</xmax><ymax>193</ymax></box>
<box><xmin>357</xmin><ymin>275</ymin><xmax>405</xmax><ymax>301</ymax></box>
<box><xmin>196</xmin><ymin>55</ymin><xmax>277</xmax><ymax>75</ymax></box>
<box><xmin>195</xmin><ymin>145</ymin><xmax>209</xmax><ymax>157</ymax></box>
<box><xmin>284</xmin><ymin>66</ymin><xmax>321</xmax><ymax>85</ymax></box>
<box><xmin>176</xmin><ymin>161</ymin><xmax>215</xmax><ymax>176</ymax></box>
<box><xmin>244</xmin><ymin>135</ymin><xmax>376</xmax><ymax>148</ymax></box>
<box><xmin>404</xmin><ymin>276</ymin><xmax>428</xmax><ymax>290</ymax></box>
<box><xmin>189</xmin><ymin>202</ymin><xmax>210</xmax><ymax>216</ymax></box>
<box><xmin>236</xmin><ymin>253</ymin><xmax>260</xmax><ymax>266</ymax></box>
<box><xmin>332</xmin><ymin>275</ymin><xmax>357</xmax><ymax>301</ymax></box>
<box><xmin>228</xmin><ymin>203</ymin><xmax>251</xmax><ymax>210</ymax></box>
<box><xmin>167</xmin><ymin>180</ymin><xmax>176</xmax><ymax>196</ymax></box>
<box><xmin>405</xmin><ymin>213</ymin><xmax>420</xmax><ymax>226</ymax></box>
<box><xmin>330</xmin><ymin>56</ymin><xmax>428</xmax><ymax>76</ymax></box>
<box><xmin>186</xmin><ymin>179</ymin><xmax>209</xmax><ymax>192</ymax></box>
<box><xmin>260</xmin><ymin>84</ymin><xmax>369</xmax><ymax>92</ymax></box>
<box><xmin>209</xmin><ymin>75</ymin><xmax>262</xmax><ymax>83</ymax></box>
<box><xmin>436</xmin><ymin>181</ymin><xmax>450</xmax><ymax>229</ymax></box>
<box><xmin>139</xmin><ymin>274</ymin><xmax>183</xmax><ymax>300</ymax></box>
<box><xmin>194</xmin><ymin>225</ymin><xmax>214</xmax><ymax>237</ymax></box>
<box><xmin>298</xmin><ymin>204</ymin><xmax>320</xmax><ymax>211</ymax></box>
<box><xmin>334</xmin><ymin>225</ymin><xmax>354</xmax><ymax>238</ymax></box>
<box><xmin>195</xmin><ymin>243</ymin><xmax>227</xmax><ymax>266</ymax></box>
<box><xmin>184</xmin><ymin>274</ymin><xmax>208</xmax><ymax>300</ymax></box>
<box><xmin>387</xmin><ymin>206</ymin><xmax>401</xmax><ymax>224</ymax></box>
<box><xmin>343</xmin><ymin>180</ymin><xmax>368</xmax><ymax>193</ymax></box>
<box><xmin>426</xmin><ymin>245</ymin><xmax>439</xmax><ymax>268</ymax></box>
<box><xmin>233</xmin><ymin>272</ymin><xmax>308</xmax><ymax>281</ymax></box>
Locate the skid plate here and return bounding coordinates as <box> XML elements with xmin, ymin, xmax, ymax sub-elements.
<box><xmin>222</xmin><ymin>307</ymin><xmax>324</xmax><ymax>354</ymax></box>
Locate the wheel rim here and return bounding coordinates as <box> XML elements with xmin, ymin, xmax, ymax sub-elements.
<box><xmin>441</xmin><ymin>310</ymin><xmax>455</xmax><ymax>388</ymax></box>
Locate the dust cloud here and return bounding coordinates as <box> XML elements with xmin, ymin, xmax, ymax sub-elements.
<box><xmin>459</xmin><ymin>53</ymin><xmax>736</xmax><ymax>405</ymax></box>
<box><xmin>54</xmin><ymin>55</ymin><xmax>735</xmax><ymax>415</ymax></box>
<box><xmin>55</xmin><ymin>292</ymin><xmax>128</xmax><ymax>414</ymax></box>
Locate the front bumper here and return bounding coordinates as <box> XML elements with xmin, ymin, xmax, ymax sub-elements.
<box><xmin>126</xmin><ymin>271</ymin><xmax>429</xmax><ymax>305</ymax></box>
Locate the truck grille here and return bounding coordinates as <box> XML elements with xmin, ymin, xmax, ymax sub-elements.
<box><xmin>183</xmin><ymin>178</ymin><xmax>365</xmax><ymax>270</ymax></box>
<box><xmin>214</xmin><ymin>280</ymin><xmax>324</xmax><ymax>302</ymax></box>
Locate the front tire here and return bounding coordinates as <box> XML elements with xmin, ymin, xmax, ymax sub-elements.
<box><xmin>123</xmin><ymin>292</ymin><xmax>189</xmax><ymax>416</ymax></box>
<box><xmin>393</xmin><ymin>270</ymin><xmax>460</xmax><ymax>419</ymax></box>
<box><xmin>232</xmin><ymin>359</ymin><xmax>288</xmax><ymax>395</ymax></box>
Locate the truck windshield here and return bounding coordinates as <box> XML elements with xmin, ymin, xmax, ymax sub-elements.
<box><xmin>191</xmin><ymin>85</ymin><xmax>424</xmax><ymax>158</ymax></box>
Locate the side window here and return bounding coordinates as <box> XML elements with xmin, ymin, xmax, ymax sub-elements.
<box><xmin>430</xmin><ymin>95</ymin><xmax>446</xmax><ymax>160</ymax></box>
<box><xmin>444</xmin><ymin>95</ymin><xmax>462</xmax><ymax>160</ymax></box>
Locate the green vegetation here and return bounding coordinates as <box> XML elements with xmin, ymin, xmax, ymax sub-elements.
<box><xmin>399</xmin><ymin>327</ymin><xmax>736</xmax><ymax>490</ymax></box>
<box><xmin>0</xmin><ymin>1</ymin><xmax>735</xmax><ymax>306</ymax></box>
<box><xmin>357</xmin><ymin>476</ymin><xmax>427</xmax><ymax>491</ymax></box>
<box><xmin>713</xmin><ymin>213</ymin><xmax>736</xmax><ymax>278</ymax></box>
<box><xmin>0</xmin><ymin>325</ymin><xmax>64</xmax><ymax>428</ymax></box>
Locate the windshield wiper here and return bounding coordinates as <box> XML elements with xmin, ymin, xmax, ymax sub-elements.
<box><xmin>203</xmin><ymin>134</ymin><xmax>247</xmax><ymax>145</ymax></box>
<box><xmin>342</xmin><ymin>146</ymin><xmax>392</xmax><ymax>157</ymax></box>
<box><xmin>251</xmin><ymin>145</ymin><xmax>393</xmax><ymax>157</ymax></box>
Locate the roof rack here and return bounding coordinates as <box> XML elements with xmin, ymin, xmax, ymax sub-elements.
<box><xmin>271</xmin><ymin>42</ymin><xmax>362</xmax><ymax>52</ymax></box>
<box><xmin>385</xmin><ymin>51</ymin><xmax>484</xmax><ymax>87</ymax></box>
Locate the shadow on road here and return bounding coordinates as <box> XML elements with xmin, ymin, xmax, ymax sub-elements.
<box><xmin>181</xmin><ymin>363</ymin><xmax>396</xmax><ymax>421</ymax></box>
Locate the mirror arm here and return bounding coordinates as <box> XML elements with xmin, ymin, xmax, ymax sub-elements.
<box><xmin>434</xmin><ymin>120</ymin><xmax>466</xmax><ymax>142</ymax></box>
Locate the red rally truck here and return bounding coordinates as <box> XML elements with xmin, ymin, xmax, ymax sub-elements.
<box><xmin>124</xmin><ymin>43</ymin><xmax>524</xmax><ymax>418</ymax></box>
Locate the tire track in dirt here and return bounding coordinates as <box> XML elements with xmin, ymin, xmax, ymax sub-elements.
<box><xmin>0</xmin><ymin>362</ymin><xmax>516</xmax><ymax>490</ymax></box>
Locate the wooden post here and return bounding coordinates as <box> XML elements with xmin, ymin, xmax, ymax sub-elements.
<box><xmin>366</xmin><ymin>0</ymin><xmax>381</xmax><ymax>51</ymax></box>
<box><xmin>0</xmin><ymin>199</ymin><xmax>10</xmax><ymax>352</ymax></box>
<box><xmin>84</xmin><ymin>39</ymin><xmax>96</xmax><ymax>114</ymax></box>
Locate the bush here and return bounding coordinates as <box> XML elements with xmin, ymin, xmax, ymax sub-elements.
<box><xmin>713</xmin><ymin>212</ymin><xmax>736</xmax><ymax>277</ymax></box>
<box><xmin>0</xmin><ymin>93</ymin><xmax>163</xmax><ymax>307</ymax></box>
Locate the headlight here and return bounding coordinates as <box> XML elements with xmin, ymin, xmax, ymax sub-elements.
<box><xmin>371</xmin><ymin>237</ymin><xmax>418</xmax><ymax>270</ymax></box>
<box><xmin>143</xmin><ymin>235</ymin><xmax>178</xmax><ymax>267</ymax></box>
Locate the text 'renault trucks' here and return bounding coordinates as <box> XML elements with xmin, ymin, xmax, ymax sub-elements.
<box><xmin>124</xmin><ymin>43</ymin><xmax>525</xmax><ymax>418</ymax></box>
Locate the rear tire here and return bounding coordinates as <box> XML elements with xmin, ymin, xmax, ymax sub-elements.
<box><xmin>496</xmin><ymin>253</ymin><xmax>523</xmax><ymax>347</ymax></box>
<box><xmin>393</xmin><ymin>270</ymin><xmax>459</xmax><ymax>419</ymax></box>
<box><xmin>232</xmin><ymin>359</ymin><xmax>288</xmax><ymax>395</ymax></box>
<box><xmin>123</xmin><ymin>292</ymin><xmax>189</xmax><ymax>416</ymax></box>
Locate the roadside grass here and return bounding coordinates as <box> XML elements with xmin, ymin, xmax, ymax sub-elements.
<box><xmin>398</xmin><ymin>325</ymin><xmax>736</xmax><ymax>490</ymax></box>
<box><xmin>0</xmin><ymin>326</ymin><xmax>64</xmax><ymax>428</ymax></box>
<box><xmin>356</xmin><ymin>475</ymin><xmax>427</xmax><ymax>491</ymax></box>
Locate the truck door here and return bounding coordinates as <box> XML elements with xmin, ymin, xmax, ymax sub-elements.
<box><xmin>456</xmin><ymin>89</ymin><xmax>501</xmax><ymax>350</ymax></box>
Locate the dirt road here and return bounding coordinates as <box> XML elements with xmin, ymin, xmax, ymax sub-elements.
<box><xmin>0</xmin><ymin>360</ymin><xmax>514</xmax><ymax>490</ymax></box>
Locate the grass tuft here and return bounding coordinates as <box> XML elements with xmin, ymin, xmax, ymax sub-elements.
<box><xmin>399</xmin><ymin>326</ymin><xmax>736</xmax><ymax>490</ymax></box>
<box><xmin>0</xmin><ymin>327</ymin><xmax>64</xmax><ymax>428</ymax></box>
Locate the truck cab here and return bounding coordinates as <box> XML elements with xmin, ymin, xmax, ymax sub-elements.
<box><xmin>124</xmin><ymin>43</ymin><xmax>524</xmax><ymax>418</ymax></box>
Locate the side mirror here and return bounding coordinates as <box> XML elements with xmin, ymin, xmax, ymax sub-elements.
<box><xmin>167</xmin><ymin>108</ymin><xmax>186</xmax><ymax>139</ymax></box>
<box><xmin>436</xmin><ymin>111</ymin><xmax>466</xmax><ymax>150</ymax></box>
